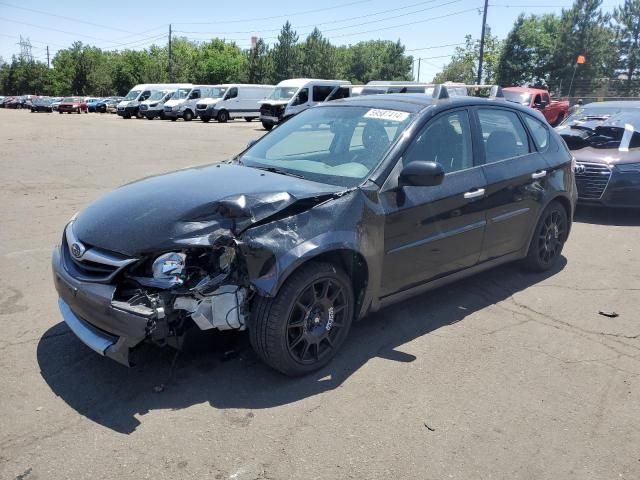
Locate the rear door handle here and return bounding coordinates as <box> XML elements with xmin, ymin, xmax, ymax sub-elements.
<box><xmin>531</xmin><ymin>170</ymin><xmax>547</xmax><ymax>179</ymax></box>
<box><xmin>463</xmin><ymin>188</ymin><xmax>485</xmax><ymax>199</ymax></box>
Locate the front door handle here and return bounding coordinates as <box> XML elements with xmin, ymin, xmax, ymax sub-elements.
<box><xmin>463</xmin><ymin>188</ymin><xmax>485</xmax><ymax>199</ymax></box>
<box><xmin>531</xmin><ymin>170</ymin><xmax>547</xmax><ymax>179</ymax></box>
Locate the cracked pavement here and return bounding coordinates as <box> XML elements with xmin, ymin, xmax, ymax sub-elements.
<box><xmin>1</xmin><ymin>109</ymin><xmax>639</xmax><ymax>480</ymax></box>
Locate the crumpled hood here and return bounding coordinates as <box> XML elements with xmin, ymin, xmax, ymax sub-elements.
<box><xmin>73</xmin><ymin>163</ymin><xmax>343</xmax><ymax>256</ymax></box>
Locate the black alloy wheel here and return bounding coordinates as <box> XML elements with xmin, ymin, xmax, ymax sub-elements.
<box><xmin>250</xmin><ymin>262</ymin><xmax>354</xmax><ymax>376</ymax></box>
<box><xmin>524</xmin><ymin>201</ymin><xmax>568</xmax><ymax>272</ymax></box>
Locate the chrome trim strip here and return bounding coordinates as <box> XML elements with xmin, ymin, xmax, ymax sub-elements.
<box><xmin>387</xmin><ymin>220</ymin><xmax>486</xmax><ymax>254</ymax></box>
<box><xmin>58</xmin><ymin>298</ymin><xmax>116</xmax><ymax>355</ymax></box>
<box><xmin>490</xmin><ymin>207</ymin><xmax>530</xmax><ymax>224</ymax></box>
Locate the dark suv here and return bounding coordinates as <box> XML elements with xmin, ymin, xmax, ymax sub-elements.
<box><xmin>52</xmin><ymin>87</ymin><xmax>577</xmax><ymax>375</ymax></box>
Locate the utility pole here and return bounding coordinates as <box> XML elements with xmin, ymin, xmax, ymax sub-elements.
<box><xmin>417</xmin><ymin>58</ymin><xmax>421</xmax><ymax>83</ymax></box>
<box><xmin>46</xmin><ymin>45</ymin><xmax>50</xmax><ymax>68</ymax></box>
<box><xmin>476</xmin><ymin>0</ymin><xmax>489</xmax><ymax>85</ymax></box>
<box><xmin>168</xmin><ymin>24</ymin><xmax>172</xmax><ymax>82</ymax></box>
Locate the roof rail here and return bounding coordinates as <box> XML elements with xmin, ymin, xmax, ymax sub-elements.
<box><xmin>431</xmin><ymin>84</ymin><xmax>449</xmax><ymax>100</ymax></box>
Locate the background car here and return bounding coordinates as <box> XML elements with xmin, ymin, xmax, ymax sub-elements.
<box><xmin>95</xmin><ymin>96</ymin><xmax>122</xmax><ymax>113</ymax></box>
<box><xmin>557</xmin><ymin>100</ymin><xmax>640</xmax><ymax>208</ymax></box>
<box><xmin>503</xmin><ymin>87</ymin><xmax>569</xmax><ymax>126</ymax></box>
<box><xmin>31</xmin><ymin>97</ymin><xmax>55</xmax><ymax>112</ymax></box>
<box><xmin>57</xmin><ymin>97</ymin><xmax>88</xmax><ymax>114</ymax></box>
<box><xmin>86</xmin><ymin>98</ymin><xmax>104</xmax><ymax>112</ymax></box>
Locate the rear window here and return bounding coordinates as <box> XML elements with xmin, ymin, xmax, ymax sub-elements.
<box><xmin>313</xmin><ymin>86</ymin><xmax>334</xmax><ymax>102</ymax></box>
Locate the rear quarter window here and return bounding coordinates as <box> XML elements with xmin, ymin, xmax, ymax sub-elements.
<box><xmin>523</xmin><ymin>115</ymin><xmax>549</xmax><ymax>150</ymax></box>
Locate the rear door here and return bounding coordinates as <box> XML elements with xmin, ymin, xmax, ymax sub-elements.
<box><xmin>473</xmin><ymin>107</ymin><xmax>547</xmax><ymax>262</ymax></box>
<box><xmin>380</xmin><ymin>108</ymin><xmax>489</xmax><ymax>296</ymax></box>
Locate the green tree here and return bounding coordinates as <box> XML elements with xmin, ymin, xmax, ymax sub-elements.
<box><xmin>245</xmin><ymin>38</ymin><xmax>272</xmax><ymax>83</ymax></box>
<box><xmin>433</xmin><ymin>33</ymin><xmax>502</xmax><ymax>84</ymax></box>
<box><xmin>496</xmin><ymin>13</ymin><xmax>561</xmax><ymax>87</ymax></box>
<box><xmin>271</xmin><ymin>21</ymin><xmax>300</xmax><ymax>82</ymax></box>
<box><xmin>612</xmin><ymin>0</ymin><xmax>640</xmax><ymax>93</ymax></box>
<box><xmin>549</xmin><ymin>0</ymin><xmax>615</xmax><ymax>96</ymax></box>
<box><xmin>343</xmin><ymin>40</ymin><xmax>413</xmax><ymax>83</ymax></box>
<box><xmin>300</xmin><ymin>28</ymin><xmax>337</xmax><ymax>78</ymax></box>
<box><xmin>193</xmin><ymin>39</ymin><xmax>246</xmax><ymax>84</ymax></box>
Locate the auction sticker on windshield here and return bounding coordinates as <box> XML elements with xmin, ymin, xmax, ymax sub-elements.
<box><xmin>364</xmin><ymin>109</ymin><xmax>410</xmax><ymax>122</ymax></box>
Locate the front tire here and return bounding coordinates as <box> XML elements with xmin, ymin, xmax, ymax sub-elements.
<box><xmin>262</xmin><ymin>121</ymin><xmax>273</xmax><ymax>131</ymax></box>
<box><xmin>523</xmin><ymin>201</ymin><xmax>568</xmax><ymax>272</ymax></box>
<box><xmin>217</xmin><ymin>110</ymin><xmax>229</xmax><ymax>123</ymax></box>
<box><xmin>249</xmin><ymin>262</ymin><xmax>354</xmax><ymax>376</ymax></box>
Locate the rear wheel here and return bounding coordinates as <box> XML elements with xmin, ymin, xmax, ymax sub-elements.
<box><xmin>201</xmin><ymin>115</ymin><xmax>211</xmax><ymax>123</ymax></box>
<box><xmin>159</xmin><ymin>111</ymin><xmax>165</xmax><ymax>120</ymax></box>
<box><xmin>135</xmin><ymin>109</ymin><xmax>143</xmax><ymax>119</ymax></box>
<box><xmin>244</xmin><ymin>117</ymin><xmax>253</xmax><ymax>122</ymax></box>
<box><xmin>183</xmin><ymin>110</ymin><xmax>194</xmax><ymax>121</ymax></box>
<box><xmin>553</xmin><ymin>112</ymin><xmax>565</xmax><ymax>127</ymax></box>
<box><xmin>170</xmin><ymin>117</ymin><xmax>177</xmax><ymax>122</ymax></box>
<box><xmin>217</xmin><ymin>110</ymin><xmax>229</xmax><ymax>123</ymax></box>
<box><xmin>523</xmin><ymin>201</ymin><xmax>568</xmax><ymax>272</ymax></box>
<box><xmin>249</xmin><ymin>262</ymin><xmax>354</xmax><ymax>376</ymax></box>
<box><xmin>123</xmin><ymin>113</ymin><xmax>131</xmax><ymax>119</ymax></box>
<box><xmin>146</xmin><ymin>115</ymin><xmax>154</xmax><ymax>120</ymax></box>
<box><xmin>262</xmin><ymin>121</ymin><xmax>273</xmax><ymax>131</ymax></box>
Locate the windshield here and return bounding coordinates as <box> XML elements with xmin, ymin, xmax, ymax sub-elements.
<box><xmin>240</xmin><ymin>105</ymin><xmax>413</xmax><ymax>187</ymax></box>
<box><xmin>123</xmin><ymin>90</ymin><xmax>140</xmax><ymax>101</ymax></box>
<box><xmin>268</xmin><ymin>86</ymin><xmax>298</xmax><ymax>101</ymax></box>
<box><xmin>148</xmin><ymin>90</ymin><xmax>170</xmax><ymax>101</ymax></box>
<box><xmin>209</xmin><ymin>87</ymin><xmax>227</xmax><ymax>98</ymax></box>
<box><xmin>504</xmin><ymin>91</ymin><xmax>532</xmax><ymax>106</ymax></box>
<box><xmin>171</xmin><ymin>88</ymin><xmax>190</xmax><ymax>100</ymax></box>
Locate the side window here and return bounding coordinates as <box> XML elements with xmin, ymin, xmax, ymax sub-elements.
<box><xmin>297</xmin><ymin>88</ymin><xmax>309</xmax><ymax>104</ymax></box>
<box><xmin>477</xmin><ymin>108</ymin><xmax>531</xmax><ymax>163</ymax></box>
<box><xmin>313</xmin><ymin>86</ymin><xmax>334</xmax><ymax>102</ymax></box>
<box><xmin>140</xmin><ymin>91</ymin><xmax>151</xmax><ymax>101</ymax></box>
<box><xmin>226</xmin><ymin>87</ymin><xmax>238</xmax><ymax>99</ymax></box>
<box><xmin>523</xmin><ymin>115</ymin><xmax>549</xmax><ymax>150</ymax></box>
<box><xmin>190</xmin><ymin>90</ymin><xmax>200</xmax><ymax>100</ymax></box>
<box><xmin>402</xmin><ymin>110</ymin><xmax>473</xmax><ymax>174</ymax></box>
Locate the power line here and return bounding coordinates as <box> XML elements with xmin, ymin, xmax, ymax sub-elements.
<box><xmin>175</xmin><ymin>0</ymin><xmax>374</xmax><ymax>25</ymax></box>
<box><xmin>0</xmin><ymin>1</ymin><xmax>137</xmax><ymax>34</ymax></box>
<box><xmin>176</xmin><ymin>0</ymin><xmax>460</xmax><ymax>35</ymax></box>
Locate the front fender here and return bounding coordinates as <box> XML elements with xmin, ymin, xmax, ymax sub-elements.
<box><xmin>245</xmin><ymin>230</ymin><xmax>362</xmax><ymax>297</ymax></box>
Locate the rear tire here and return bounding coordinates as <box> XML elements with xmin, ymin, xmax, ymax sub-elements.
<box><xmin>249</xmin><ymin>262</ymin><xmax>354</xmax><ymax>376</ymax></box>
<box><xmin>523</xmin><ymin>201</ymin><xmax>568</xmax><ymax>272</ymax></box>
<box><xmin>146</xmin><ymin>115</ymin><xmax>154</xmax><ymax>120</ymax></box>
<box><xmin>123</xmin><ymin>113</ymin><xmax>131</xmax><ymax>119</ymax></box>
<box><xmin>244</xmin><ymin>117</ymin><xmax>253</xmax><ymax>122</ymax></box>
<box><xmin>170</xmin><ymin>117</ymin><xmax>177</xmax><ymax>122</ymax></box>
<box><xmin>183</xmin><ymin>110</ymin><xmax>193</xmax><ymax>121</ymax></box>
<box><xmin>201</xmin><ymin>116</ymin><xmax>211</xmax><ymax>123</ymax></box>
<box><xmin>217</xmin><ymin>110</ymin><xmax>229</xmax><ymax>123</ymax></box>
<box><xmin>262</xmin><ymin>121</ymin><xmax>273</xmax><ymax>131</ymax></box>
<box><xmin>553</xmin><ymin>112</ymin><xmax>565</xmax><ymax>127</ymax></box>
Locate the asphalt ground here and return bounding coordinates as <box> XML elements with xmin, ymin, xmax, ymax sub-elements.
<box><xmin>1</xmin><ymin>108</ymin><xmax>639</xmax><ymax>480</ymax></box>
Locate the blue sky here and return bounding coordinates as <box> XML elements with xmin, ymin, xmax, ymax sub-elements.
<box><xmin>0</xmin><ymin>0</ymin><xmax>623</xmax><ymax>82</ymax></box>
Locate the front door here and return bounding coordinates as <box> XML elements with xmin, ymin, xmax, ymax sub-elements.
<box><xmin>380</xmin><ymin>109</ymin><xmax>489</xmax><ymax>297</ymax></box>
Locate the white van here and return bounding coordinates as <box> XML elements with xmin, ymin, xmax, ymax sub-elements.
<box><xmin>195</xmin><ymin>84</ymin><xmax>274</xmax><ymax>123</ymax></box>
<box><xmin>258</xmin><ymin>78</ymin><xmax>351</xmax><ymax>130</ymax></box>
<box><xmin>163</xmin><ymin>85</ymin><xmax>219</xmax><ymax>121</ymax></box>
<box><xmin>361</xmin><ymin>81</ymin><xmax>468</xmax><ymax>97</ymax></box>
<box><xmin>117</xmin><ymin>83</ymin><xmax>191</xmax><ymax>119</ymax></box>
<box><xmin>139</xmin><ymin>89</ymin><xmax>176</xmax><ymax>120</ymax></box>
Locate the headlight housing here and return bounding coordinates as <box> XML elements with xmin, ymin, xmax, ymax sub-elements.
<box><xmin>616</xmin><ymin>162</ymin><xmax>640</xmax><ymax>173</ymax></box>
<box><xmin>152</xmin><ymin>252</ymin><xmax>186</xmax><ymax>281</ymax></box>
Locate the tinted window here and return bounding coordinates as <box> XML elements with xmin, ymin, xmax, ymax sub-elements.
<box><xmin>477</xmin><ymin>108</ymin><xmax>530</xmax><ymax>163</ymax></box>
<box><xmin>523</xmin><ymin>115</ymin><xmax>549</xmax><ymax>150</ymax></box>
<box><xmin>226</xmin><ymin>87</ymin><xmax>238</xmax><ymax>99</ymax></box>
<box><xmin>313</xmin><ymin>86</ymin><xmax>334</xmax><ymax>102</ymax></box>
<box><xmin>297</xmin><ymin>88</ymin><xmax>309</xmax><ymax>104</ymax></box>
<box><xmin>403</xmin><ymin>110</ymin><xmax>473</xmax><ymax>174</ymax></box>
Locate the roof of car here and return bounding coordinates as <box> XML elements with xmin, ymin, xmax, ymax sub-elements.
<box><xmin>334</xmin><ymin>93</ymin><xmax>538</xmax><ymax>115</ymax></box>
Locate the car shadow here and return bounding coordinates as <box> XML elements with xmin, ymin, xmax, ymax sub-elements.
<box><xmin>38</xmin><ymin>258</ymin><xmax>566</xmax><ymax>434</ymax></box>
<box><xmin>574</xmin><ymin>206</ymin><xmax>640</xmax><ymax>226</ymax></box>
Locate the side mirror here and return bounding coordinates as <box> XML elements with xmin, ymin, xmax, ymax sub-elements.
<box><xmin>398</xmin><ymin>161</ymin><xmax>444</xmax><ymax>187</ymax></box>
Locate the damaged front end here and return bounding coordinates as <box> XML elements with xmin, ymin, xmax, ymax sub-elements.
<box><xmin>53</xmin><ymin>221</ymin><xmax>250</xmax><ymax>366</ymax></box>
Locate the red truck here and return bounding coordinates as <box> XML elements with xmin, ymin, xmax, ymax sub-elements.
<box><xmin>503</xmin><ymin>87</ymin><xmax>569</xmax><ymax>126</ymax></box>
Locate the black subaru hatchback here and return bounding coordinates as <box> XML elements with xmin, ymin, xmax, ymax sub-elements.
<box><xmin>52</xmin><ymin>86</ymin><xmax>577</xmax><ymax>375</ymax></box>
